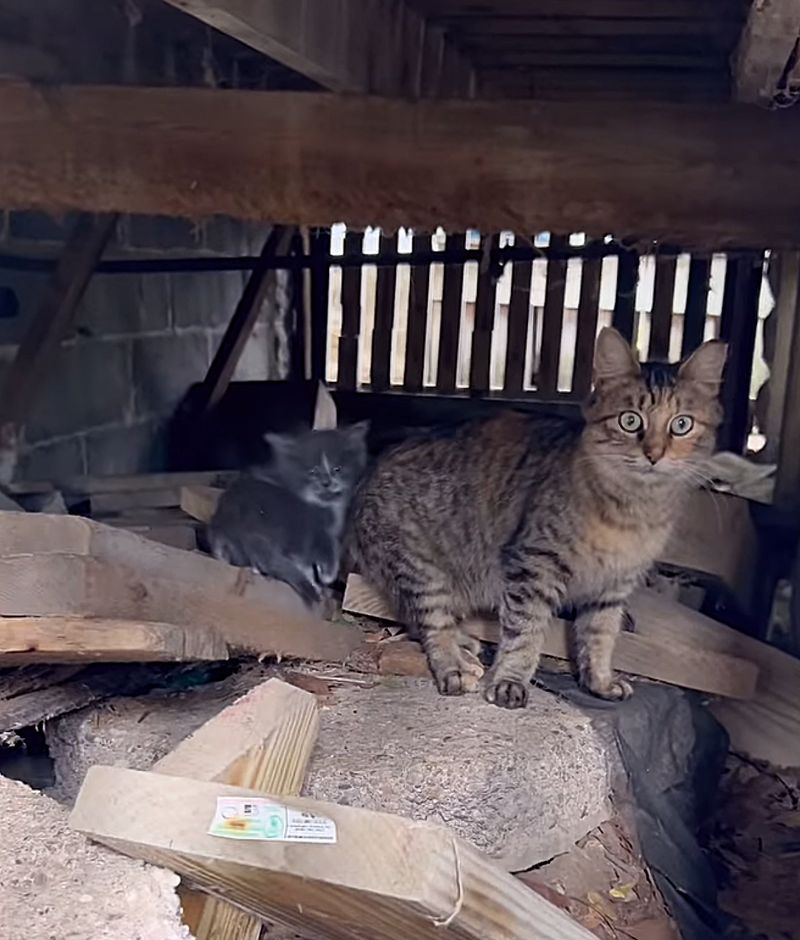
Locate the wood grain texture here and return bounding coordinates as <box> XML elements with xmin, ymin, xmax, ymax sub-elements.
<box><xmin>8</xmin><ymin>470</ymin><xmax>234</xmax><ymax>499</ymax></box>
<box><xmin>0</xmin><ymin>616</ymin><xmax>228</xmax><ymax>664</ymax></box>
<box><xmin>571</xmin><ymin>258</ymin><xmax>602</xmax><ymax>398</ymax></box>
<box><xmin>774</xmin><ymin>253</ymin><xmax>800</xmax><ymax>508</ymax></box>
<box><xmin>681</xmin><ymin>256</ymin><xmax>711</xmax><ymax>357</ymax></box>
<box><xmin>180</xmin><ymin>484</ymin><xmax>222</xmax><ymax>524</ymax></box>
<box><xmin>503</xmin><ymin>259</ymin><xmax>532</xmax><ymax>395</ymax></box>
<box><xmin>342</xmin><ymin>575</ymin><xmax>758</xmax><ymax>700</ymax></box>
<box><xmin>370</xmin><ymin>233</ymin><xmax>397</xmax><ymax>392</ymax></box>
<box><xmin>628</xmin><ymin>589</ymin><xmax>800</xmax><ymax>767</ymax></box>
<box><xmin>469</xmin><ymin>236</ymin><xmax>499</xmax><ymax>393</ymax></box>
<box><xmin>5</xmin><ymin>84</ymin><xmax>800</xmax><ymax>247</ymax></box>
<box><xmin>71</xmin><ymin>766</ymin><xmax>597</xmax><ymax>940</ymax></box>
<box><xmin>154</xmin><ymin>678</ymin><xmax>319</xmax><ymax>940</ymax></box>
<box><xmin>538</xmin><ymin>242</ymin><xmax>568</xmax><ymax>394</ymax></box>
<box><xmin>337</xmin><ymin>232</ymin><xmax>363</xmax><ymax>391</ymax></box>
<box><xmin>403</xmin><ymin>236</ymin><xmax>430</xmax><ymax>392</ymax></box>
<box><xmin>649</xmin><ymin>256</ymin><xmax>677</xmax><ymax>360</ymax></box>
<box><xmin>612</xmin><ymin>251</ymin><xmax>639</xmax><ymax>342</ymax></box>
<box><xmin>436</xmin><ymin>236</ymin><xmax>465</xmax><ymax>392</ymax></box>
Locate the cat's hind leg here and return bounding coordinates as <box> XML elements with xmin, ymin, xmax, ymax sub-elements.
<box><xmin>574</xmin><ymin>602</ymin><xmax>633</xmax><ymax>701</ymax></box>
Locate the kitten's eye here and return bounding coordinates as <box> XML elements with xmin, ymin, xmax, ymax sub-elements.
<box><xmin>308</xmin><ymin>468</ymin><xmax>318</xmax><ymax>476</ymax></box>
<box><xmin>618</xmin><ymin>411</ymin><xmax>643</xmax><ymax>433</ymax></box>
<box><xmin>332</xmin><ymin>466</ymin><xmax>342</xmax><ymax>474</ymax></box>
<box><xmin>670</xmin><ymin>415</ymin><xmax>694</xmax><ymax>437</ymax></box>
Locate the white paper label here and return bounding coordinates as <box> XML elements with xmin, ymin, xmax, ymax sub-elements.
<box><xmin>208</xmin><ymin>797</ymin><xmax>337</xmax><ymax>844</ymax></box>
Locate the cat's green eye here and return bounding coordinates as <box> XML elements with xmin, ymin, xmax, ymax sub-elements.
<box><xmin>618</xmin><ymin>411</ymin><xmax>643</xmax><ymax>433</ymax></box>
<box><xmin>670</xmin><ymin>415</ymin><xmax>694</xmax><ymax>437</ymax></box>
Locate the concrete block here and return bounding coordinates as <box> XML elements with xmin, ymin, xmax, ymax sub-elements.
<box><xmin>7</xmin><ymin>210</ymin><xmax>78</xmax><ymax>243</ymax></box>
<box><xmin>132</xmin><ymin>332</ymin><xmax>209</xmax><ymax>419</ymax></box>
<box><xmin>0</xmin><ymin>775</ymin><xmax>188</xmax><ymax>940</ymax></box>
<box><xmin>202</xmin><ymin>215</ymin><xmax>250</xmax><ymax>255</ymax></box>
<box><xmin>207</xmin><ymin>322</ymin><xmax>271</xmax><ymax>381</ymax></box>
<box><xmin>126</xmin><ymin>213</ymin><xmax>201</xmax><ymax>251</ymax></box>
<box><xmin>85</xmin><ymin>420</ymin><xmax>166</xmax><ymax>476</ymax></box>
<box><xmin>46</xmin><ymin>671</ymin><xmax>611</xmax><ymax>873</ymax></box>
<box><xmin>171</xmin><ymin>270</ymin><xmax>245</xmax><ymax>329</ymax></box>
<box><xmin>17</xmin><ymin>436</ymin><xmax>86</xmax><ymax>480</ymax></box>
<box><xmin>75</xmin><ymin>274</ymin><xmax>169</xmax><ymax>338</ymax></box>
<box><xmin>25</xmin><ymin>340</ymin><xmax>132</xmax><ymax>443</ymax></box>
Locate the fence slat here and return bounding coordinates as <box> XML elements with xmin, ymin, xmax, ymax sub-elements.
<box><xmin>537</xmin><ymin>237</ymin><xmax>568</xmax><ymax>395</ymax></box>
<box><xmin>337</xmin><ymin>231</ymin><xmax>363</xmax><ymax>390</ymax></box>
<box><xmin>309</xmin><ymin>228</ymin><xmax>331</xmax><ymax>382</ymax></box>
<box><xmin>612</xmin><ymin>250</ymin><xmax>639</xmax><ymax>341</ymax></box>
<box><xmin>503</xmin><ymin>259</ymin><xmax>532</xmax><ymax>396</ymax></box>
<box><xmin>572</xmin><ymin>257</ymin><xmax>602</xmax><ymax>399</ymax></box>
<box><xmin>404</xmin><ymin>234</ymin><xmax>430</xmax><ymax>392</ymax></box>
<box><xmin>469</xmin><ymin>235</ymin><xmax>499</xmax><ymax>394</ymax></box>
<box><xmin>719</xmin><ymin>253</ymin><xmax>762</xmax><ymax>452</ymax></box>
<box><xmin>649</xmin><ymin>255</ymin><xmax>677</xmax><ymax>360</ymax></box>
<box><xmin>437</xmin><ymin>234</ymin><xmax>465</xmax><ymax>393</ymax></box>
<box><xmin>370</xmin><ymin>233</ymin><xmax>397</xmax><ymax>391</ymax></box>
<box><xmin>681</xmin><ymin>256</ymin><xmax>711</xmax><ymax>357</ymax></box>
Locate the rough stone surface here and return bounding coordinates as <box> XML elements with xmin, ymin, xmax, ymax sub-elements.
<box><xmin>84</xmin><ymin>420</ymin><xmax>165</xmax><ymax>476</ymax></box>
<box><xmin>0</xmin><ymin>774</ymin><xmax>189</xmax><ymax>940</ymax></box>
<box><xmin>47</xmin><ymin>669</ymin><xmax>611</xmax><ymax>873</ymax></box>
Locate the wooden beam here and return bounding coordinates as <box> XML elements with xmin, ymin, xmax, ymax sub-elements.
<box><xmin>774</xmin><ymin>253</ymin><xmax>800</xmax><ymax>507</ymax></box>
<box><xmin>0</xmin><ymin>212</ymin><xmax>117</xmax><ymax>427</ymax></box>
<box><xmin>0</xmin><ymin>616</ymin><xmax>228</xmax><ymax>665</ymax></box>
<box><xmin>162</xmin><ymin>0</ymin><xmax>473</xmax><ymax>97</ymax></box>
<box><xmin>154</xmin><ymin>678</ymin><xmax>320</xmax><ymax>940</ymax></box>
<box><xmin>736</xmin><ymin>0</ymin><xmax>800</xmax><ymax>104</ymax></box>
<box><xmin>199</xmin><ymin>227</ymin><xmax>292</xmax><ymax>412</ymax></box>
<box><xmin>4</xmin><ymin>84</ymin><xmax>800</xmax><ymax>247</ymax></box>
<box><xmin>180</xmin><ymin>484</ymin><xmax>222</xmax><ymax>523</ymax></box>
<box><xmin>71</xmin><ymin>766</ymin><xmax>597</xmax><ymax>940</ymax></box>
<box><xmin>342</xmin><ymin>575</ymin><xmax>758</xmax><ymax>701</ymax></box>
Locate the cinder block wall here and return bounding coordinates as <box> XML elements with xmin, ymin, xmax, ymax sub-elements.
<box><xmin>0</xmin><ymin>211</ymin><xmax>291</xmax><ymax>480</ymax></box>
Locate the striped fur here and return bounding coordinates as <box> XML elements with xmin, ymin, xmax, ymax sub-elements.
<box><xmin>347</xmin><ymin>328</ymin><xmax>727</xmax><ymax>708</ymax></box>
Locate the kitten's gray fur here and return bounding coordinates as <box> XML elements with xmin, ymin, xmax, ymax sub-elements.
<box><xmin>347</xmin><ymin>329</ymin><xmax>727</xmax><ymax>708</ymax></box>
<box><xmin>209</xmin><ymin>422</ymin><xmax>368</xmax><ymax>606</ymax></box>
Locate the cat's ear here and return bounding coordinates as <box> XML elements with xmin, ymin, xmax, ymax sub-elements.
<box><xmin>312</xmin><ymin>381</ymin><xmax>337</xmax><ymax>431</ymax></box>
<box><xmin>344</xmin><ymin>420</ymin><xmax>370</xmax><ymax>442</ymax></box>
<box><xmin>263</xmin><ymin>431</ymin><xmax>293</xmax><ymax>455</ymax></box>
<box><xmin>678</xmin><ymin>340</ymin><xmax>728</xmax><ymax>393</ymax></box>
<box><xmin>593</xmin><ymin>327</ymin><xmax>640</xmax><ymax>383</ymax></box>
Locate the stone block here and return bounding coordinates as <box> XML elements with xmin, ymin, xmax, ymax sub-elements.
<box><xmin>75</xmin><ymin>274</ymin><xmax>170</xmax><ymax>338</ymax></box>
<box><xmin>85</xmin><ymin>420</ymin><xmax>166</xmax><ymax>476</ymax></box>
<box><xmin>132</xmin><ymin>332</ymin><xmax>209</xmax><ymax>419</ymax></box>
<box><xmin>126</xmin><ymin>214</ymin><xmax>202</xmax><ymax>251</ymax></box>
<box><xmin>25</xmin><ymin>340</ymin><xmax>132</xmax><ymax>443</ymax></box>
<box><xmin>171</xmin><ymin>270</ymin><xmax>245</xmax><ymax>329</ymax></box>
<box><xmin>16</xmin><ymin>436</ymin><xmax>86</xmax><ymax>481</ymax></box>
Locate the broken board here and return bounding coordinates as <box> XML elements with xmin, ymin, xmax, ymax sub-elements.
<box><xmin>71</xmin><ymin>766</ymin><xmax>596</xmax><ymax>940</ymax></box>
<box><xmin>342</xmin><ymin>574</ymin><xmax>759</xmax><ymax>701</ymax></box>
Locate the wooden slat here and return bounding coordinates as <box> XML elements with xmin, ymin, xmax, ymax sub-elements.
<box><xmin>342</xmin><ymin>575</ymin><xmax>758</xmax><ymax>701</ymax></box>
<box><xmin>8</xmin><ymin>469</ymin><xmax>234</xmax><ymax>499</ymax></box>
<box><xmin>7</xmin><ymin>85</ymin><xmax>800</xmax><ymax>247</ymax></box>
<box><xmin>649</xmin><ymin>255</ymin><xmax>677</xmax><ymax>360</ymax></box>
<box><xmin>735</xmin><ymin>0</ymin><xmax>800</xmax><ymax>104</ymax></box>
<box><xmin>681</xmin><ymin>255</ymin><xmax>711</xmax><ymax>357</ymax></box>
<box><xmin>370</xmin><ymin>233</ymin><xmax>397</xmax><ymax>392</ymax></box>
<box><xmin>503</xmin><ymin>259</ymin><xmax>532</xmax><ymax>396</ymax></box>
<box><xmin>336</xmin><ymin>231</ymin><xmax>363</xmax><ymax>391</ymax></box>
<box><xmin>438</xmin><ymin>15</ymin><xmax>743</xmax><ymax>38</ymax></box>
<box><xmin>71</xmin><ymin>765</ymin><xmax>598</xmax><ymax>940</ymax></box>
<box><xmin>775</xmin><ymin>254</ymin><xmax>800</xmax><ymax>507</ymax></box>
<box><xmin>571</xmin><ymin>258</ymin><xmax>602</xmax><ymax>398</ymax></box>
<box><xmin>436</xmin><ymin>234</ymin><xmax>465</xmax><ymax>393</ymax></box>
<box><xmin>611</xmin><ymin>251</ymin><xmax>639</xmax><ymax>342</ymax></box>
<box><xmin>180</xmin><ymin>484</ymin><xmax>222</xmax><ymax>523</ymax></box>
<box><xmin>469</xmin><ymin>235</ymin><xmax>499</xmax><ymax>393</ymax></box>
<box><xmin>309</xmin><ymin>228</ymin><xmax>332</xmax><ymax>382</ymax></box>
<box><xmin>0</xmin><ymin>617</ymin><xmax>228</xmax><ymax>665</ymax></box>
<box><xmin>403</xmin><ymin>235</ymin><xmax>430</xmax><ymax>392</ymax></box>
<box><xmin>719</xmin><ymin>253</ymin><xmax>763</xmax><ymax>452</ymax></box>
<box><xmin>418</xmin><ymin>0</ymin><xmax>741</xmax><ymax>18</ymax></box>
<box><xmin>537</xmin><ymin>239</ymin><xmax>568</xmax><ymax>395</ymax></box>
<box><xmin>153</xmin><ymin>678</ymin><xmax>320</xmax><ymax>940</ymax></box>
<box><xmin>0</xmin><ymin>212</ymin><xmax>117</xmax><ymax>427</ymax></box>
<box><xmin>199</xmin><ymin>227</ymin><xmax>292</xmax><ymax>412</ymax></box>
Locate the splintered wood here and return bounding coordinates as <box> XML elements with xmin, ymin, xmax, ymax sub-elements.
<box><xmin>154</xmin><ymin>678</ymin><xmax>321</xmax><ymax>940</ymax></box>
<box><xmin>343</xmin><ymin>575</ymin><xmax>759</xmax><ymax>701</ymax></box>
<box><xmin>71</xmin><ymin>765</ymin><xmax>597</xmax><ymax>940</ymax></box>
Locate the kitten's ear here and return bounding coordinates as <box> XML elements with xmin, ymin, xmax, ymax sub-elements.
<box><xmin>345</xmin><ymin>420</ymin><xmax>370</xmax><ymax>442</ymax></box>
<box><xmin>263</xmin><ymin>431</ymin><xmax>292</xmax><ymax>455</ymax></box>
<box><xmin>678</xmin><ymin>340</ymin><xmax>728</xmax><ymax>393</ymax></box>
<box><xmin>593</xmin><ymin>327</ymin><xmax>640</xmax><ymax>383</ymax></box>
<box><xmin>312</xmin><ymin>381</ymin><xmax>337</xmax><ymax>431</ymax></box>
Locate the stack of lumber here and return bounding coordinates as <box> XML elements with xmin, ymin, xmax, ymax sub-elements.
<box><xmin>70</xmin><ymin>677</ymin><xmax>599</xmax><ymax>940</ymax></box>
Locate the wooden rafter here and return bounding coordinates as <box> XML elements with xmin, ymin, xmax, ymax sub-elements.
<box><xmin>161</xmin><ymin>0</ymin><xmax>473</xmax><ymax>96</ymax></box>
<box><xmin>4</xmin><ymin>84</ymin><xmax>800</xmax><ymax>247</ymax></box>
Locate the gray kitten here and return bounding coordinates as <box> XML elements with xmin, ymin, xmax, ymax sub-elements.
<box><xmin>347</xmin><ymin>328</ymin><xmax>727</xmax><ymax>708</ymax></box>
<box><xmin>209</xmin><ymin>422</ymin><xmax>369</xmax><ymax>606</ymax></box>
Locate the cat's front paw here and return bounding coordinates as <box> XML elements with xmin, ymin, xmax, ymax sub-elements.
<box><xmin>585</xmin><ymin>677</ymin><xmax>634</xmax><ymax>701</ymax></box>
<box><xmin>483</xmin><ymin>677</ymin><xmax>529</xmax><ymax>709</ymax></box>
<box><xmin>432</xmin><ymin>649</ymin><xmax>484</xmax><ymax>695</ymax></box>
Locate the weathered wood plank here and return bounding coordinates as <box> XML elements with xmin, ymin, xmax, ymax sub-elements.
<box><xmin>154</xmin><ymin>678</ymin><xmax>319</xmax><ymax>940</ymax></box>
<box><xmin>649</xmin><ymin>255</ymin><xmax>676</xmax><ymax>359</ymax></box>
<box><xmin>71</xmin><ymin>766</ymin><xmax>597</xmax><ymax>940</ymax></box>
<box><xmin>342</xmin><ymin>575</ymin><xmax>758</xmax><ymax>701</ymax></box>
<box><xmin>504</xmin><ymin>259</ymin><xmax>532</xmax><ymax>396</ymax></box>
<box><xmin>537</xmin><ymin>240</ymin><xmax>568</xmax><ymax>394</ymax></box>
<box><xmin>4</xmin><ymin>85</ymin><xmax>800</xmax><ymax>247</ymax></box>
<box><xmin>681</xmin><ymin>256</ymin><xmax>711</xmax><ymax>356</ymax></box>
<box><xmin>181</xmin><ymin>485</ymin><xmax>222</xmax><ymax>524</ymax></box>
<box><xmin>469</xmin><ymin>236</ymin><xmax>499</xmax><ymax>393</ymax></box>
<box><xmin>0</xmin><ymin>617</ymin><xmax>228</xmax><ymax>665</ymax></box>
<box><xmin>612</xmin><ymin>251</ymin><xmax>639</xmax><ymax>342</ymax></box>
<box><xmin>370</xmin><ymin>233</ymin><xmax>397</xmax><ymax>392</ymax></box>
<box><xmin>403</xmin><ymin>236</ymin><xmax>430</xmax><ymax>392</ymax></box>
<box><xmin>337</xmin><ymin>231</ymin><xmax>362</xmax><ymax>390</ymax></box>
<box><xmin>571</xmin><ymin>258</ymin><xmax>602</xmax><ymax>398</ymax></box>
<box><xmin>436</xmin><ymin>235</ymin><xmax>465</xmax><ymax>392</ymax></box>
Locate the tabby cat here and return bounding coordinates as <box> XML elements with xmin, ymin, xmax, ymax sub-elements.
<box><xmin>348</xmin><ymin>328</ymin><xmax>727</xmax><ymax>708</ymax></box>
